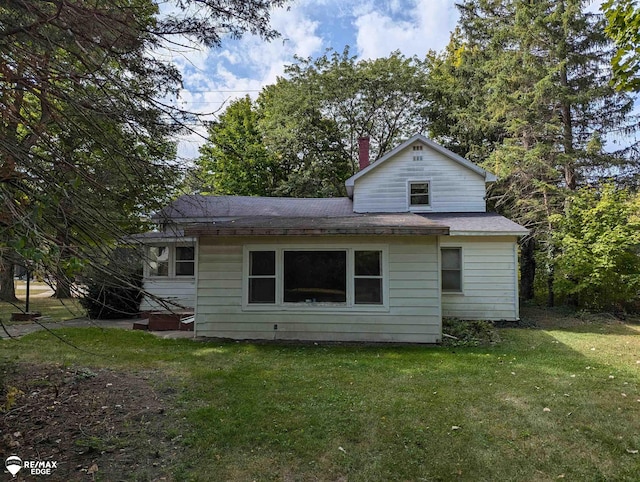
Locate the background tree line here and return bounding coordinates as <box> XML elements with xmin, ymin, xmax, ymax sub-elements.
<box><xmin>194</xmin><ymin>0</ymin><xmax>640</xmax><ymax>311</ymax></box>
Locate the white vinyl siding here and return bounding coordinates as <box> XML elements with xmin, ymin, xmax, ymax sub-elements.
<box><xmin>196</xmin><ymin>236</ymin><xmax>441</xmax><ymax>343</ymax></box>
<box><xmin>440</xmin><ymin>236</ymin><xmax>519</xmax><ymax>321</ymax></box>
<box><xmin>141</xmin><ymin>241</ymin><xmax>197</xmax><ymax>311</ymax></box>
<box><xmin>140</xmin><ymin>278</ymin><xmax>196</xmax><ymax>311</ymax></box>
<box><xmin>353</xmin><ymin>141</ymin><xmax>486</xmax><ymax>213</ymax></box>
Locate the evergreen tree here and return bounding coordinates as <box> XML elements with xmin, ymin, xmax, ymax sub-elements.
<box><xmin>0</xmin><ymin>0</ymin><xmax>285</xmax><ymax>300</ymax></box>
<box><xmin>427</xmin><ymin>0</ymin><xmax>637</xmax><ymax>305</ymax></box>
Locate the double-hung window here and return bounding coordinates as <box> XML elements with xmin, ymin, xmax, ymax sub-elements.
<box><xmin>147</xmin><ymin>245</ymin><xmax>195</xmax><ymax>278</ymax></box>
<box><xmin>441</xmin><ymin>247</ymin><xmax>462</xmax><ymax>293</ymax></box>
<box><xmin>409</xmin><ymin>181</ymin><xmax>430</xmax><ymax>208</ymax></box>
<box><xmin>354</xmin><ymin>251</ymin><xmax>383</xmax><ymax>305</ymax></box>
<box><xmin>149</xmin><ymin>246</ymin><xmax>170</xmax><ymax>276</ymax></box>
<box><xmin>245</xmin><ymin>247</ymin><xmax>385</xmax><ymax>308</ymax></box>
<box><xmin>175</xmin><ymin>246</ymin><xmax>195</xmax><ymax>276</ymax></box>
<box><xmin>248</xmin><ymin>251</ymin><xmax>276</xmax><ymax>303</ymax></box>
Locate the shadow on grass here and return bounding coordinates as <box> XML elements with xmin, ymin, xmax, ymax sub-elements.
<box><xmin>520</xmin><ymin>305</ymin><xmax>640</xmax><ymax>336</ymax></box>
<box><xmin>2</xmin><ymin>324</ymin><xmax>639</xmax><ymax>481</ymax></box>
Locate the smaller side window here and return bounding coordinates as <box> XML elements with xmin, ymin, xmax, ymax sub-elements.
<box><xmin>354</xmin><ymin>250</ymin><xmax>383</xmax><ymax>304</ymax></box>
<box><xmin>175</xmin><ymin>246</ymin><xmax>195</xmax><ymax>276</ymax></box>
<box><xmin>248</xmin><ymin>251</ymin><xmax>276</xmax><ymax>304</ymax></box>
<box><xmin>409</xmin><ymin>181</ymin><xmax>430</xmax><ymax>207</ymax></box>
<box><xmin>149</xmin><ymin>246</ymin><xmax>169</xmax><ymax>277</ymax></box>
<box><xmin>441</xmin><ymin>248</ymin><xmax>462</xmax><ymax>293</ymax></box>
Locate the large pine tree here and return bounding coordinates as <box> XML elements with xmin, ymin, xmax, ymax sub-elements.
<box><xmin>427</xmin><ymin>0</ymin><xmax>637</xmax><ymax>305</ymax></box>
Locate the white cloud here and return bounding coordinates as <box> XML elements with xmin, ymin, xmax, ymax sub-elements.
<box><xmin>354</xmin><ymin>0</ymin><xmax>458</xmax><ymax>59</ymax></box>
<box><xmin>172</xmin><ymin>2</ymin><xmax>325</xmax><ymax>160</ymax></box>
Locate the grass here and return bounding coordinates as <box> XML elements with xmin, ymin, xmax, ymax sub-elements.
<box><xmin>1</xmin><ymin>281</ymin><xmax>85</xmax><ymax>322</ymax></box>
<box><xmin>1</xmin><ymin>315</ymin><xmax>639</xmax><ymax>481</ymax></box>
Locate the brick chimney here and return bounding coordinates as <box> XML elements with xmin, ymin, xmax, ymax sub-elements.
<box><xmin>358</xmin><ymin>136</ymin><xmax>370</xmax><ymax>170</ymax></box>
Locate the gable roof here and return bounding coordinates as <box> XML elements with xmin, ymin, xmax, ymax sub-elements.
<box><xmin>344</xmin><ymin>134</ymin><xmax>497</xmax><ymax>196</ymax></box>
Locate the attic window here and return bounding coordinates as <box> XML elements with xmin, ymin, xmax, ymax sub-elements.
<box><xmin>412</xmin><ymin>145</ymin><xmax>423</xmax><ymax>151</ymax></box>
<box><xmin>409</xmin><ymin>181</ymin><xmax>430</xmax><ymax>207</ymax></box>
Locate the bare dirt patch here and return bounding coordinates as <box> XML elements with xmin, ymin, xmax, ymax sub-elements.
<box><xmin>1</xmin><ymin>363</ymin><xmax>182</xmax><ymax>481</ymax></box>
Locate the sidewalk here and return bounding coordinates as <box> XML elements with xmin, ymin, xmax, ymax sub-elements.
<box><xmin>0</xmin><ymin>317</ymin><xmax>195</xmax><ymax>340</ymax></box>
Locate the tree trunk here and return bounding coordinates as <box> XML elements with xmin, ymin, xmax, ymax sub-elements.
<box><xmin>546</xmin><ymin>263</ymin><xmax>555</xmax><ymax>307</ymax></box>
<box><xmin>0</xmin><ymin>257</ymin><xmax>19</xmax><ymax>302</ymax></box>
<box><xmin>519</xmin><ymin>237</ymin><xmax>536</xmax><ymax>300</ymax></box>
<box><xmin>53</xmin><ymin>275</ymin><xmax>72</xmax><ymax>299</ymax></box>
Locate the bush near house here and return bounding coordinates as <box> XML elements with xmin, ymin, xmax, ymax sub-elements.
<box><xmin>79</xmin><ymin>272</ymin><xmax>143</xmax><ymax>319</ymax></box>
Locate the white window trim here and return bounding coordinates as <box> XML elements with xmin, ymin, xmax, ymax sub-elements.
<box><xmin>242</xmin><ymin>244</ymin><xmax>389</xmax><ymax>313</ymax></box>
<box><xmin>440</xmin><ymin>246</ymin><xmax>464</xmax><ymax>295</ymax></box>
<box><xmin>145</xmin><ymin>243</ymin><xmax>196</xmax><ymax>279</ymax></box>
<box><xmin>407</xmin><ymin>179</ymin><xmax>433</xmax><ymax>212</ymax></box>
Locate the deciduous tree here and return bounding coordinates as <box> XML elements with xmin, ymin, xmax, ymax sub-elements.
<box><xmin>0</xmin><ymin>0</ymin><xmax>285</xmax><ymax>301</ymax></box>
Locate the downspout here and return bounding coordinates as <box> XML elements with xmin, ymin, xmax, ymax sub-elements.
<box><xmin>193</xmin><ymin>236</ymin><xmax>199</xmax><ymax>339</ymax></box>
<box><xmin>514</xmin><ymin>241</ymin><xmax>520</xmax><ymax>321</ymax></box>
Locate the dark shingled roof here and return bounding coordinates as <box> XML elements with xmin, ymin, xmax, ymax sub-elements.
<box><xmin>153</xmin><ymin>195</ymin><xmax>527</xmax><ymax>237</ymax></box>
<box><xmin>155</xmin><ymin>195</ymin><xmax>355</xmax><ymax>221</ymax></box>
<box><xmin>420</xmin><ymin>213</ymin><xmax>529</xmax><ymax>235</ymax></box>
<box><xmin>185</xmin><ymin>214</ymin><xmax>449</xmax><ymax>237</ymax></box>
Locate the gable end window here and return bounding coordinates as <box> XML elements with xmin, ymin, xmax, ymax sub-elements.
<box><xmin>441</xmin><ymin>247</ymin><xmax>462</xmax><ymax>293</ymax></box>
<box><xmin>409</xmin><ymin>181</ymin><xmax>430</xmax><ymax>207</ymax></box>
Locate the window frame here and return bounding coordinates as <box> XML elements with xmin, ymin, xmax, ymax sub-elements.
<box><xmin>145</xmin><ymin>243</ymin><xmax>196</xmax><ymax>279</ymax></box>
<box><xmin>243</xmin><ymin>244</ymin><xmax>389</xmax><ymax>312</ymax></box>
<box><xmin>407</xmin><ymin>179</ymin><xmax>432</xmax><ymax>212</ymax></box>
<box><xmin>440</xmin><ymin>246</ymin><xmax>463</xmax><ymax>294</ymax></box>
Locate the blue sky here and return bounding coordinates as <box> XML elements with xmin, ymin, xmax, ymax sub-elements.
<box><xmin>167</xmin><ymin>0</ymin><xmax>606</xmax><ymax>161</ymax></box>
<box><xmin>167</xmin><ymin>0</ymin><xmax>460</xmax><ymax>160</ymax></box>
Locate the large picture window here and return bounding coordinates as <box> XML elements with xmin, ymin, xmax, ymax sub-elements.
<box><xmin>284</xmin><ymin>251</ymin><xmax>346</xmax><ymax>302</ymax></box>
<box><xmin>245</xmin><ymin>247</ymin><xmax>386</xmax><ymax>308</ymax></box>
<box><xmin>441</xmin><ymin>247</ymin><xmax>462</xmax><ymax>293</ymax></box>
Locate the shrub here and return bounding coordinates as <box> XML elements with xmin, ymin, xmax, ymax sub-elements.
<box><xmin>80</xmin><ymin>272</ymin><xmax>143</xmax><ymax>319</ymax></box>
<box><xmin>442</xmin><ymin>319</ymin><xmax>501</xmax><ymax>346</ymax></box>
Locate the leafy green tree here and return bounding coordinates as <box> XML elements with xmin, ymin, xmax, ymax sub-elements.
<box><xmin>552</xmin><ymin>183</ymin><xmax>640</xmax><ymax>309</ymax></box>
<box><xmin>196</xmin><ymin>96</ymin><xmax>282</xmax><ymax>196</ymax></box>
<box><xmin>0</xmin><ymin>0</ymin><xmax>285</xmax><ymax>300</ymax></box>
<box><xmin>427</xmin><ymin>0</ymin><xmax>637</xmax><ymax>304</ymax></box>
<box><xmin>603</xmin><ymin>0</ymin><xmax>640</xmax><ymax>91</ymax></box>
<box><xmin>254</xmin><ymin>48</ymin><xmax>430</xmax><ymax>197</ymax></box>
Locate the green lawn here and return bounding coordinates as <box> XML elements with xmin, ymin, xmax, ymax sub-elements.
<box><xmin>1</xmin><ymin>281</ymin><xmax>85</xmax><ymax>322</ymax></box>
<box><xmin>1</xmin><ymin>317</ymin><xmax>639</xmax><ymax>481</ymax></box>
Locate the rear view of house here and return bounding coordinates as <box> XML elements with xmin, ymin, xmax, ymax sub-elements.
<box><xmin>140</xmin><ymin>134</ymin><xmax>527</xmax><ymax>342</ymax></box>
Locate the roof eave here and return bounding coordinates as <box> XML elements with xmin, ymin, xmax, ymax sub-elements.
<box><xmin>185</xmin><ymin>226</ymin><xmax>450</xmax><ymax>237</ymax></box>
<box><xmin>449</xmin><ymin>230</ymin><xmax>529</xmax><ymax>237</ymax></box>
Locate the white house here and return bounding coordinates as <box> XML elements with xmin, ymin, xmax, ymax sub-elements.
<box><xmin>140</xmin><ymin>134</ymin><xmax>528</xmax><ymax>343</ymax></box>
